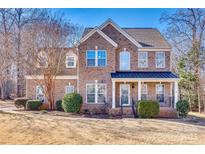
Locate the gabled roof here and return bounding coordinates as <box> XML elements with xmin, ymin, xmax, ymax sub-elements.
<box><xmin>111</xmin><ymin>71</ymin><xmax>178</xmax><ymax>79</ymax></box>
<box><xmin>99</xmin><ymin>18</ymin><xmax>142</xmax><ymax>48</ymax></box>
<box><xmin>79</xmin><ymin>27</ymin><xmax>118</xmax><ymax>48</ymax></box>
<box><xmin>82</xmin><ymin>19</ymin><xmax>171</xmax><ymax>49</ymax></box>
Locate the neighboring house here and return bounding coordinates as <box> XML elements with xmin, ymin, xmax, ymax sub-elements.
<box><xmin>25</xmin><ymin>19</ymin><xmax>179</xmax><ymax>114</ymax></box>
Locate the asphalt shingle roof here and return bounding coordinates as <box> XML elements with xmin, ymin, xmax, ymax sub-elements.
<box><xmin>111</xmin><ymin>71</ymin><xmax>178</xmax><ymax>78</ymax></box>
<box><xmin>82</xmin><ymin>27</ymin><xmax>171</xmax><ymax>49</ymax></box>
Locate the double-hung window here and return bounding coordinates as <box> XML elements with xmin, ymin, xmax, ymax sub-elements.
<box><xmin>37</xmin><ymin>51</ymin><xmax>48</xmax><ymax>68</ymax></box>
<box><xmin>65</xmin><ymin>85</ymin><xmax>74</xmax><ymax>94</ymax></box>
<box><xmin>156</xmin><ymin>84</ymin><xmax>165</xmax><ymax>103</ymax></box>
<box><xmin>141</xmin><ymin>83</ymin><xmax>147</xmax><ymax>100</ymax></box>
<box><xmin>86</xmin><ymin>83</ymin><xmax>106</xmax><ymax>104</ymax></box>
<box><xmin>66</xmin><ymin>55</ymin><xmax>76</xmax><ymax>68</ymax></box>
<box><xmin>36</xmin><ymin>85</ymin><xmax>44</xmax><ymax>102</ymax></box>
<box><xmin>86</xmin><ymin>50</ymin><xmax>106</xmax><ymax>67</ymax></box>
<box><xmin>156</xmin><ymin>52</ymin><xmax>165</xmax><ymax>68</ymax></box>
<box><xmin>138</xmin><ymin>52</ymin><xmax>148</xmax><ymax>68</ymax></box>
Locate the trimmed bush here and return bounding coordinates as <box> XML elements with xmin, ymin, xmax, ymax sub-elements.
<box><xmin>14</xmin><ymin>98</ymin><xmax>29</xmax><ymax>109</ymax></box>
<box><xmin>137</xmin><ymin>100</ymin><xmax>160</xmax><ymax>118</ymax></box>
<box><xmin>55</xmin><ymin>100</ymin><xmax>63</xmax><ymax>111</ymax></box>
<box><xmin>176</xmin><ymin>100</ymin><xmax>189</xmax><ymax>118</ymax></box>
<box><xmin>26</xmin><ymin>100</ymin><xmax>42</xmax><ymax>110</ymax></box>
<box><xmin>62</xmin><ymin>93</ymin><xmax>83</xmax><ymax>113</ymax></box>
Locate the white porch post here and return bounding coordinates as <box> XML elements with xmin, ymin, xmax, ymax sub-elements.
<box><xmin>112</xmin><ymin>81</ymin><xmax>116</xmax><ymax>108</ymax></box>
<box><xmin>138</xmin><ymin>81</ymin><xmax>141</xmax><ymax>101</ymax></box>
<box><xmin>174</xmin><ymin>81</ymin><xmax>179</xmax><ymax>109</ymax></box>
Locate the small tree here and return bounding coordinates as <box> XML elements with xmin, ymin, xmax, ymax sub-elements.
<box><xmin>176</xmin><ymin>100</ymin><xmax>189</xmax><ymax>118</ymax></box>
<box><xmin>24</xmin><ymin>12</ymin><xmax>81</xmax><ymax>110</ymax></box>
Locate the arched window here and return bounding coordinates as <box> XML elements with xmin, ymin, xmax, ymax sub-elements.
<box><xmin>120</xmin><ymin>51</ymin><xmax>130</xmax><ymax>70</ymax></box>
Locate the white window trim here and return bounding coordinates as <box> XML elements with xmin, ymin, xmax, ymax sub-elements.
<box><xmin>37</xmin><ymin>51</ymin><xmax>48</xmax><ymax>68</ymax></box>
<box><xmin>156</xmin><ymin>84</ymin><xmax>165</xmax><ymax>103</ymax></box>
<box><xmin>120</xmin><ymin>84</ymin><xmax>131</xmax><ymax>106</ymax></box>
<box><xmin>141</xmin><ymin>83</ymin><xmax>148</xmax><ymax>95</ymax></box>
<box><xmin>36</xmin><ymin>85</ymin><xmax>45</xmax><ymax>102</ymax></box>
<box><xmin>86</xmin><ymin>83</ymin><xmax>107</xmax><ymax>104</ymax></box>
<box><xmin>156</xmin><ymin>52</ymin><xmax>165</xmax><ymax>68</ymax></box>
<box><xmin>119</xmin><ymin>51</ymin><xmax>131</xmax><ymax>71</ymax></box>
<box><xmin>138</xmin><ymin>52</ymin><xmax>148</xmax><ymax>68</ymax></box>
<box><xmin>86</xmin><ymin>50</ymin><xmax>107</xmax><ymax>67</ymax></box>
<box><xmin>65</xmin><ymin>85</ymin><xmax>75</xmax><ymax>94</ymax></box>
<box><xmin>66</xmin><ymin>55</ymin><xmax>76</xmax><ymax>68</ymax></box>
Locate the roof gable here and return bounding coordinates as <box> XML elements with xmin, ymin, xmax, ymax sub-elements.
<box><xmin>99</xmin><ymin>19</ymin><xmax>142</xmax><ymax>48</ymax></box>
<box><xmin>79</xmin><ymin>27</ymin><xmax>118</xmax><ymax>48</ymax></box>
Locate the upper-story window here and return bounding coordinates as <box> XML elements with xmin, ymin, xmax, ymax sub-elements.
<box><xmin>86</xmin><ymin>50</ymin><xmax>106</xmax><ymax>67</ymax></box>
<box><xmin>66</xmin><ymin>55</ymin><xmax>76</xmax><ymax>68</ymax></box>
<box><xmin>156</xmin><ymin>52</ymin><xmax>165</xmax><ymax>68</ymax></box>
<box><xmin>120</xmin><ymin>50</ymin><xmax>130</xmax><ymax>70</ymax></box>
<box><xmin>138</xmin><ymin>52</ymin><xmax>148</xmax><ymax>68</ymax></box>
<box><xmin>37</xmin><ymin>51</ymin><xmax>48</xmax><ymax>68</ymax></box>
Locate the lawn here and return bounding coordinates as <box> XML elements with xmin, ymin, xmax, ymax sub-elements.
<box><xmin>0</xmin><ymin>109</ymin><xmax>205</xmax><ymax>144</ymax></box>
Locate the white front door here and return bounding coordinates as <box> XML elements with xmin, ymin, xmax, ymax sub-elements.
<box><xmin>120</xmin><ymin>84</ymin><xmax>130</xmax><ymax>106</ymax></box>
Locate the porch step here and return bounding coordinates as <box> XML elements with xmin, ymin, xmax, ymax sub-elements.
<box><xmin>159</xmin><ymin>107</ymin><xmax>177</xmax><ymax>118</ymax></box>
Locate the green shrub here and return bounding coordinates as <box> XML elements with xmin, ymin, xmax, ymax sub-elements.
<box><xmin>55</xmin><ymin>100</ymin><xmax>63</xmax><ymax>111</ymax></box>
<box><xmin>14</xmin><ymin>98</ymin><xmax>29</xmax><ymax>109</ymax></box>
<box><xmin>176</xmin><ymin>100</ymin><xmax>189</xmax><ymax>118</ymax></box>
<box><xmin>26</xmin><ymin>100</ymin><xmax>42</xmax><ymax>110</ymax></box>
<box><xmin>137</xmin><ymin>100</ymin><xmax>160</xmax><ymax>118</ymax></box>
<box><xmin>62</xmin><ymin>93</ymin><xmax>83</xmax><ymax>113</ymax></box>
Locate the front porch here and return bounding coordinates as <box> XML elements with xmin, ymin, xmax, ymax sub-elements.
<box><xmin>111</xmin><ymin>71</ymin><xmax>179</xmax><ymax>109</ymax></box>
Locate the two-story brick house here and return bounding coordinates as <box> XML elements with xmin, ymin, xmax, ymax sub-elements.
<box><xmin>25</xmin><ymin>19</ymin><xmax>179</xmax><ymax>114</ymax></box>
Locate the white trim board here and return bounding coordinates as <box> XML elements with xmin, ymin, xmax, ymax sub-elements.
<box><xmin>99</xmin><ymin>18</ymin><xmax>142</xmax><ymax>48</ymax></box>
<box><xmin>112</xmin><ymin>78</ymin><xmax>179</xmax><ymax>82</ymax></box>
<box><xmin>25</xmin><ymin>75</ymin><xmax>78</xmax><ymax>80</ymax></box>
<box><xmin>79</xmin><ymin>28</ymin><xmax>118</xmax><ymax>48</ymax></box>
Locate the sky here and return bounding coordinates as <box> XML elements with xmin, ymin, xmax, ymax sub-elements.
<box><xmin>55</xmin><ymin>8</ymin><xmax>177</xmax><ymax>32</ymax></box>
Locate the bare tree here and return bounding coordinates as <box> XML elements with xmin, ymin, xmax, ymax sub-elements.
<box><xmin>24</xmin><ymin>13</ymin><xmax>77</xmax><ymax>110</ymax></box>
<box><xmin>161</xmin><ymin>9</ymin><xmax>205</xmax><ymax>112</ymax></box>
<box><xmin>13</xmin><ymin>8</ymin><xmax>46</xmax><ymax>97</ymax></box>
<box><xmin>0</xmin><ymin>9</ymin><xmax>15</xmax><ymax>99</ymax></box>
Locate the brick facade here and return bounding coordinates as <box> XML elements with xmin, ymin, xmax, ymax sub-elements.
<box><xmin>25</xmin><ymin>20</ymin><xmax>176</xmax><ymax>113</ymax></box>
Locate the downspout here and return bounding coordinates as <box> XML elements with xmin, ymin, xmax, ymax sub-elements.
<box><xmin>77</xmin><ymin>47</ymin><xmax>79</xmax><ymax>93</ymax></box>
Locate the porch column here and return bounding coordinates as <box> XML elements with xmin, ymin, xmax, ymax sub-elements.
<box><xmin>112</xmin><ymin>81</ymin><xmax>116</xmax><ymax>108</ymax></box>
<box><xmin>138</xmin><ymin>81</ymin><xmax>141</xmax><ymax>101</ymax></box>
<box><xmin>174</xmin><ymin>81</ymin><xmax>179</xmax><ymax>109</ymax></box>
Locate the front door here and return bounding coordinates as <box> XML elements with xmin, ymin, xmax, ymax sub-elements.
<box><xmin>120</xmin><ymin>84</ymin><xmax>130</xmax><ymax>106</ymax></box>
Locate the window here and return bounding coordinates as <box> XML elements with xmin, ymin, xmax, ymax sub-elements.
<box><xmin>141</xmin><ymin>84</ymin><xmax>147</xmax><ymax>100</ymax></box>
<box><xmin>37</xmin><ymin>51</ymin><xmax>48</xmax><ymax>68</ymax></box>
<box><xmin>138</xmin><ymin>52</ymin><xmax>148</xmax><ymax>68</ymax></box>
<box><xmin>156</xmin><ymin>52</ymin><xmax>165</xmax><ymax>68</ymax></box>
<box><xmin>36</xmin><ymin>85</ymin><xmax>44</xmax><ymax>102</ymax></box>
<box><xmin>86</xmin><ymin>83</ymin><xmax>106</xmax><ymax>104</ymax></box>
<box><xmin>156</xmin><ymin>84</ymin><xmax>165</xmax><ymax>103</ymax></box>
<box><xmin>120</xmin><ymin>51</ymin><xmax>130</xmax><ymax>70</ymax></box>
<box><xmin>97</xmin><ymin>84</ymin><xmax>106</xmax><ymax>103</ymax></box>
<box><xmin>86</xmin><ymin>50</ymin><xmax>106</xmax><ymax>67</ymax></box>
<box><xmin>65</xmin><ymin>85</ymin><xmax>74</xmax><ymax>94</ymax></box>
<box><xmin>66</xmin><ymin>55</ymin><xmax>76</xmax><ymax>68</ymax></box>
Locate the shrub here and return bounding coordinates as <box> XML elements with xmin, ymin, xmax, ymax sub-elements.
<box><xmin>26</xmin><ymin>100</ymin><xmax>42</xmax><ymax>110</ymax></box>
<box><xmin>176</xmin><ymin>100</ymin><xmax>189</xmax><ymax>118</ymax></box>
<box><xmin>62</xmin><ymin>93</ymin><xmax>83</xmax><ymax>113</ymax></box>
<box><xmin>14</xmin><ymin>98</ymin><xmax>29</xmax><ymax>109</ymax></box>
<box><xmin>137</xmin><ymin>100</ymin><xmax>160</xmax><ymax>118</ymax></box>
<box><xmin>55</xmin><ymin>100</ymin><xmax>63</xmax><ymax>111</ymax></box>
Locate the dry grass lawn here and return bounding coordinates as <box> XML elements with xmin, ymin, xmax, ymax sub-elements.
<box><xmin>0</xmin><ymin>111</ymin><xmax>205</xmax><ymax>144</ymax></box>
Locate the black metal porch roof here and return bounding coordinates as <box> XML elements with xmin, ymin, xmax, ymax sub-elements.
<box><xmin>111</xmin><ymin>71</ymin><xmax>178</xmax><ymax>78</ymax></box>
